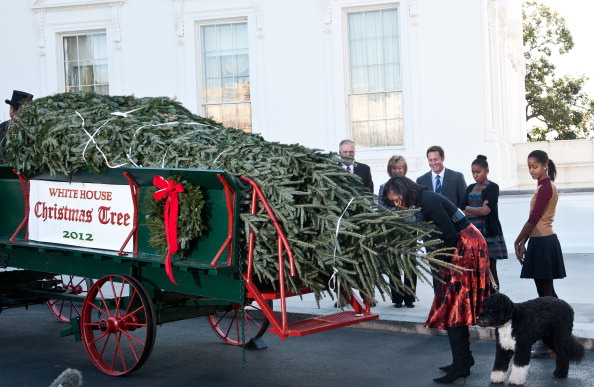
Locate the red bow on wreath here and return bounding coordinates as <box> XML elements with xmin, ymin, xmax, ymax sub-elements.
<box><xmin>153</xmin><ymin>176</ymin><xmax>185</xmax><ymax>284</ymax></box>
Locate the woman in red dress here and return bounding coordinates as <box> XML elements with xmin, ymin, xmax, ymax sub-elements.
<box><xmin>383</xmin><ymin>175</ymin><xmax>491</xmax><ymax>384</ymax></box>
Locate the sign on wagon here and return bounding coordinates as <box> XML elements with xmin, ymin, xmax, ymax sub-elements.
<box><xmin>28</xmin><ymin>180</ymin><xmax>134</xmax><ymax>252</ymax></box>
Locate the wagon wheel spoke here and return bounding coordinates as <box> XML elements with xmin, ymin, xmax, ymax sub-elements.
<box><xmin>229</xmin><ymin>308</ymin><xmax>241</xmax><ymax>340</ymax></box>
<box><xmin>81</xmin><ymin>274</ymin><xmax>156</xmax><ymax>376</ymax></box>
<box><xmin>245</xmin><ymin>308</ymin><xmax>267</xmax><ymax>333</ymax></box>
<box><xmin>89</xmin><ymin>287</ymin><xmax>114</xmax><ymax>318</ymax></box>
<box><xmin>207</xmin><ymin>300</ymin><xmax>272</xmax><ymax>346</ymax></box>
<box><xmin>123</xmin><ymin>331</ymin><xmax>143</xmax><ymax>361</ymax></box>
<box><xmin>210</xmin><ymin>310</ymin><xmax>231</xmax><ymax>328</ymax></box>
<box><xmin>46</xmin><ymin>275</ymin><xmax>93</xmax><ymax>323</ymax></box>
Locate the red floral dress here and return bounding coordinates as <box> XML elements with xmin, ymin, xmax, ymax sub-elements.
<box><xmin>425</xmin><ymin>224</ymin><xmax>491</xmax><ymax>330</ymax></box>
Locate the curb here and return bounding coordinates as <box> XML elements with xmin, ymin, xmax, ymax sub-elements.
<box><xmin>284</xmin><ymin>312</ymin><xmax>594</xmax><ymax>351</ymax></box>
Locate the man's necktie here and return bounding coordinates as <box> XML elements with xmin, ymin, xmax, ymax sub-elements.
<box><xmin>435</xmin><ymin>175</ymin><xmax>442</xmax><ymax>194</ymax></box>
<box><xmin>346</xmin><ymin>165</ymin><xmax>351</xmax><ymax>173</ymax></box>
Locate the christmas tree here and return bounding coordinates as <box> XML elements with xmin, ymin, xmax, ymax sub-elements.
<box><xmin>3</xmin><ymin>93</ymin><xmax>450</xmax><ymax>302</ymax></box>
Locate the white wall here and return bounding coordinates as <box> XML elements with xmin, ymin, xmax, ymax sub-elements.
<box><xmin>115</xmin><ymin>2</ymin><xmax>180</xmax><ymax>97</ymax></box>
<box><xmin>357</xmin><ymin>0</ymin><xmax>524</xmax><ymax>191</ymax></box>
<box><xmin>0</xmin><ymin>0</ymin><xmax>526</xmax><ymax>192</ymax></box>
<box><xmin>515</xmin><ymin>139</ymin><xmax>594</xmax><ymax>189</ymax></box>
<box><xmin>0</xmin><ymin>3</ymin><xmax>39</xmax><ymax>122</ymax></box>
<box><xmin>3</xmin><ymin>1</ymin><xmax>591</xmax><ymax>251</ymax></box>
<box><xmin>255</xmin><ymin>0</ymin><xmax>331</xmax><ymax>147</ymax></box>
<box><xmin>355</xmin><ymin>0</ymin><xmax>490</xmax><ymax>178</ymax></box>
<box><xmin>500</xmin><ymin>190</ymin><xmax>594</xmax><ymax>254</ymax></box>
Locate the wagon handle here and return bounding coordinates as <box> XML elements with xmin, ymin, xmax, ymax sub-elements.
<box><xmin>118</xmin><ymin>172</ymin><xmax>140</xmax><ymax>255</ymax></box>
<box><xmin>239</xmin><ymin>176</ymin><xmax>296</xmax><ymax>278</ymax></box>
<box><xmin>10</xmin><ymin>169</ymin><xmax>30</xmax><ymax>242</ymax></box>
<box><xmin>210</xmin><ymin>174</ymin><xmax>237</xmax><ymax>267</ymax></box>
<box><xmin>239</xmin><ymin>175</ymin><xmax>296</xmax><ymax>334</ymax></box>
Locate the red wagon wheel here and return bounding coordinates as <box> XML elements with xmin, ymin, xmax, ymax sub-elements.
<box><xmin>207</xmin><ymin>300</ymin><xmax>272</xmax><ymax>346</ymax></box>
<box><xmin>46</xmin><ymin>275</ymin><xmax>93</xmax><ymax>323</ymax></box>
<box><xmin>80</xmin><ymin>274</ymin><xmax>156</xmax><ymax>376</ymax></box>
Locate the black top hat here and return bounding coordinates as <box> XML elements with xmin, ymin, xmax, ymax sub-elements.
<box><xmin>5</xmin><ymin>90</ymin><xmax>34</xmax><ymax>110</ymax></box>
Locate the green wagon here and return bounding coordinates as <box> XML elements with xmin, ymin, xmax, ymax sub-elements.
<box><xmin>0</xmin><ymin>165</ymin><xmax>378</xmax><ymax>376</ymax></box>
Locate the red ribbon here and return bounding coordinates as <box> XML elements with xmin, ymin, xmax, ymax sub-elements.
<box><xmin>153</xmin><ymin>176</ymin><xmax>185</xmax><ymax>284</ymax></box>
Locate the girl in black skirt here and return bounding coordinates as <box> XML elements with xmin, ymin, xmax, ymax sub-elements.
<box><xmin>513</xmin><ymin>150</ymin><xmax>566</xmax><ymax>358</ymax></box>
<box><xmin>514</xmin><ymin>150</ymin><xmax>566</xmax><ymax>297</ymax></box>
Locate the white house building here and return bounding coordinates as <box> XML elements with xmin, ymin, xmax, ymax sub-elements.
<box><xmin>2</xmin><ymin>1</ymin><xmax>594</xmax><ymax>252</ymax></box>
<box><xmin>1</xmin><ymin>0</ymin><xmax>526</xmax><ymax>188</ymax></box>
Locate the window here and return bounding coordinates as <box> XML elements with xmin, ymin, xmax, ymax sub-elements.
<box><xmin>347</xmin><ymin>8</ymin><xmax>402</xmax><ymax>147</ymax></box>
<box><xmin>63</xmin><ymin>32</ymin><xmax>109</xmax><ymax>94</ymax></box>
<box><xmin>201</xmin><ymin>21</ymin><xmax>251</xmax><ymax>132</ymax></box>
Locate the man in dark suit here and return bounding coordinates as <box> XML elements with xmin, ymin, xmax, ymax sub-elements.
<box><xmin>338</xmin><ymin>139</ymin><xmax>375</xmax><ymax>307</ymax></box>
<box><xmin>416</xmin><ymin>145</ymin><xmax>466</xmax><ymax>207</ymax></box>
<box><xmin>0</xmin><ymin>90</ymin><xmax>34</xmax><ymax>149</ymax></box>
<box><xmin>338</xmin><ymin>139</ymin><xmax>374</xmax><ymax>192</ymax></box>
<box><xmin>416</xmin><ymin>145</ymin><xmax>467</xmax><ymax>292</ymax></box>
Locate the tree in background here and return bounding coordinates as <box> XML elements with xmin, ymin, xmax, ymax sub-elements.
<box><xmin>523</xmin><ymin>1</ymin><xmax>594</xmax><ymax>141</ymax></box>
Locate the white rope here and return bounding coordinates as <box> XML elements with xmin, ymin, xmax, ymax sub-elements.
<box><xmin>75</xmin><ymin>111</ymin><xmax>127</xmax><ymax>169</ymax></box>
<box><xmin>329</xmin><ymin>196</ymin><xmax>355</xmax><ymax>308</ymax></box>
<box><xmin>76</xmin><ymin>109</ymin><xmax>212</xmax><ymax>169</ymax></box>
<box><xmin>81</xmin><ymin>117</ymin><xmax>113</xmax><ymax>162</ymax></box>
<box><xmin>124</xmin><ymin>121</ymin><xmax>208</xmax><ymax>167</ymax></box>
<box><xmin>159</xmin><ymin>127</ymin><xmax>207</xmax><ymax>168</ymax></box>
<box><xmin>211</xmin><ymin>149</ymin><xmax>228</xmax><ymax>168</ymax></box>
<box><xmin>211</xmin><ymin>134</ymin><xmax>252</xmax><ymax>169</ymax></box>
<box><xmin>109</xmin><ymin>107</ymin><xmax>143</xmax><ymax>117</ymax></box>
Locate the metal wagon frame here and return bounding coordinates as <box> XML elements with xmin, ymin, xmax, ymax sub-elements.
<box><xmin>0</xmin><ymin>165</ymin><xmax>377</xmax><ymax>376</ymax></box>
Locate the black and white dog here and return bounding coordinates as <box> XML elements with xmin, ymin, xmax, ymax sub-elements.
<box><xmin>477</xmin><ymin>293</ymin><xmax>585</xmax><ymax>385</ymax></box>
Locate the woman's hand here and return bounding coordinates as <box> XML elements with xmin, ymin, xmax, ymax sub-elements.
<box><xmin>515</xmin><ymin>243</ymin><xmax>526</xmax><ymax>264</ymax></box>
<box><xmin>514</xmin><ymin>222</ymin><xmax>535</xmax><ymax>265</ymax></box>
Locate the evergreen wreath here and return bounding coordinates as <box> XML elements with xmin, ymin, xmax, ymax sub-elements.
<box><xmin>145</xmin><ymin>176</ymin><xmax>208</xmax><ymax>257</ymax></box>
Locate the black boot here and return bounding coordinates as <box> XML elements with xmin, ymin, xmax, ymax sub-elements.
<box><xmin>434</xmin><ymin>327</ymin><xmax>471</xmax><ymax>384</ymax></box>
<box><xmin>438</xmin><ymin>356</ymin><xmax>474</xmax><ymax>373</ymax></box>
<box><xmin>438</xmin><ymin>327</ymin><xmax>474</xmax><ymax>372</ymax></box>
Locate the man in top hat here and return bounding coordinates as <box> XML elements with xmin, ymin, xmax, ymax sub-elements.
<box><xmin>0</xmin><ymin>90</ymin><xmax>34</xmax><ymax>145</ymax></box>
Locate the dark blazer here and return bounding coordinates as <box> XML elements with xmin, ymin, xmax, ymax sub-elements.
<box><xmin>0</xmin><ymin>120</ymin><xmax>10</xmax><ymax>150</ymax></box>
<box><xmin>353</xmin><ymin>162</ymin><xmax>374</xmax><ymax>192</ymax></box>
<box><xmin>416</xmin><ymin>168</ymin><xmax>466</xmax><ymax>208</ymax></box>
<box><xmin>0</xmin><ymin>120</ymin><xmax>9</xmax><ymax>139</ymax></box>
